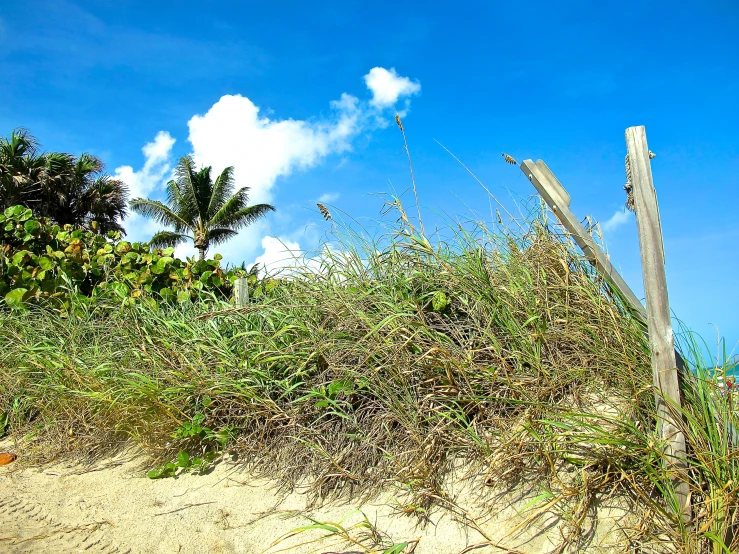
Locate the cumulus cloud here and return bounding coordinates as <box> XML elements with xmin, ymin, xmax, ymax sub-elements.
<box><xmin>252</xmin><ymin>236</ymin><xmax>305</xmax><ymax>275</ymax></box>
<box><xmin>601</xmin><ymin>208</ymin><xmax>633</xmax><ymax>233</ymax></box>
<box><xmin>364</xmin><ymin>67</ymin><xmax>421</xmax><ymax>108</ymax></box>
<box><xmin>118</xmin><ymin>67</ymin><xmax>420</xmax><ymax>264</ymax></box>
<box><xmin>187</xmin><ymin>92</ymin><xmax>362</xmax><ymax>207</ymax></box>
<box><xmin>115</xmin><ymin>131</ymin><xmax>175</xmax><ymax>201</ymax></box>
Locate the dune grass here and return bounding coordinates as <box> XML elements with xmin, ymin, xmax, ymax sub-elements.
<box><xmin>1</xmin><ymin>199</ymin><xmax>737</xmax><ymax>552</ymax></box>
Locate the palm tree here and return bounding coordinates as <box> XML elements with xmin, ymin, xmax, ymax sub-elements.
<box><xmin>41</xmin><ymin>153</ymin><xmax>129</xmax><ymax>234</ymax></box>
<box><xmin>0</xmin><ymin>128</ymin><xmax>46</xmax><ymax>210</ymax></box>
<box><xmin>0</xmin><ymin>129</ymin><xmax>128</xmax><ymax>233</ymax></box>
<box><xmin>130</xmin><ymin>155</ymin><xmax>275</xmax><ymax>260</ymax></box>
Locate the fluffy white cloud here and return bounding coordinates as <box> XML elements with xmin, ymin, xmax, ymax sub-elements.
<box><xmin>364</xmin><ymin>67</ymin><xmax>421</xmax><ymax>108</ymax></box>
<box><xmin>187</xmin><ymin>92</ymin><xmax>362</xmax><ymax>207</ymax></box>
<box><xmin>252</xmin><ymin>236</ymin><xmax>304</xmax><ymax>275</ymax></box>
<box><xmin>602</xmin><ymin>208</ymin><xmax>633</xmax><ymax>233</ymax></box>
<box><xmin>115</xmin><ymin>131</ymin><xmax>175</xmax><ymax>201</ymax></box>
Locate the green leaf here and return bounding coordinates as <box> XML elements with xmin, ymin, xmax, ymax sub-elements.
<box><xmin>5</xmin><ymin>288</ymin><xmax>28</xmax><ymax>307</ymax></box>
<box><xmin>176</xmin><ymin>451</ymin><xmax>191</xmax><ymax>468</ymax></box>
<box><xmin>213</xmin><ymin>253</ymin><xmax>223</xmax><ymax>261</ymax></box>
<box><xmin>109</xmin><ymin>282</ymin><xmax>129</xmax><ymax>300</ymax></box>
<box><xmin>176</xmin><ymin>290</ymin><xmax>190</xmax><ymax>303</ymax></box>
<box><xmin>11</xmin><ymin>250</ymin><xmax>31</xmax><ymax>266</ymax></box>
<box><xmin>23</xmin><ymin>219</ymin><xmax>41</xmax><ymax>234</ymax></box>
<box><xmin>159</xmin><ymin>287</ymin><xmax>175</xmax><ymax>301</ymax></box>
<box><xmin>19</xmin><ymin>208</ymin><xmax>32</xmax><ymax>221</ymax></box>
<box><xmin>383</xmin><ymin>543</ymin><xmax>410</xmax><ymax>554</ymax></box>
<box><xmin>151</xmin><ymin>259</ymin><xmax>167</xmax><ymax>274</ymax></box>
<box><xmin>147</xmin><ymin>462</ymin><xmax>178</xmax><ymax>479</ymax></box>
<box><xmin>38</xmin><ymin>256</ymin><xmax>54</xmax><ymax>270</ymax></box>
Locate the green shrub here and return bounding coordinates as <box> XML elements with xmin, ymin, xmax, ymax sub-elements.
<box><xmin>0</xmin><ymin>204</ymin><xmax>249</xmax><ymax>307</ymax></box>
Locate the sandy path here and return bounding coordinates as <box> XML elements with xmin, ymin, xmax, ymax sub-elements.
<box><xmin>0</xmin><ymin>443</ymin><xmax>632</xmax><ymax>554</ymax></box>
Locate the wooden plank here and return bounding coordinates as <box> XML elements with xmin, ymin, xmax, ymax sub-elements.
<box><xmin>234</xmin><ymin>277</ymin><xmax>249</xmax><ymax>308</ymax></box>
<box><xmin>520</xmin><ymin>159</ymin><xmax>648</xmax><ymax>322</ymax></box>
<box><xmin>626</xmin><ymin>125</ymin><xmax>690</xmax><ymax>522</ymax></box>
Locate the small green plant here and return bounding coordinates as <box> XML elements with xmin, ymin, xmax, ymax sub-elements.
<box><xmin>172</xmin><ymin>412</ymin><xmax>233</xmax><ymax>446</ymax></box>
<box><xmin>146</xmin><ymin>450</ymin><xmax>217</xmax><ymax>479</ymax></box>
<box><xmin>431</xmin><ymin>290</ymin><xmax>449</xmax><ymax>313</ymax></box>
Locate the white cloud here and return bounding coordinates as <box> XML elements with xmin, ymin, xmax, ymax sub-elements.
<box><xmin>115</xmin><ymin>131</ymin><xmax>175</xmax><ymax>201</ymax></box>
<box><xmin>364</xmin><ymin>67</ymin><xmax>421</xmax><ymax>108</ymax></box>
<box><xmin>187</xmin><ymin>92</ymin><xmax>362</xmax><ymax>208</ymax></box>
<box><xmin>252</xmin><ymin>236</ymin><xmax>305</xmax><ymax>275</ymax></box>
<box><xmin>318</xmin><ymin>192</ymin><xmax>340</xmax><ymax>203</ymax></box>
<box><xmin>602</xmin><ymin>208</ymin><xmax>633</xmax><ymax>233</ymax></box>
<box><xmin>173</xmin><ymin>242</ymin><xmax>198</xmax><ymax>261</ymax></box>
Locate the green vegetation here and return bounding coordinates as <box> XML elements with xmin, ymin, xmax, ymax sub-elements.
<box><xmin>1</xmin><ymin>125</ymin><xmax>736</xmax><ymax>552</ymax></box>
<box><xmin>0</xmin><ymin>129</ymin><xmax>127</xmax><ymax>234</ymax></box>
<box><xmin>0</xmin><ymin>204</ymin><xmax>250</xmax><ymax>307</ymax></box>
<box><xmin>130</xmin><ymin>155</ymin><xmax>275</xmax><ymax>260</ymax></box>
<box><xmin>2</xmin><ymin>196</ymin><xmax>737</xmax><ymax>552</ymax></box>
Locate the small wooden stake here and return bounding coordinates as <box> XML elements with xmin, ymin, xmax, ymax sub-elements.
<box><xmin>234</xmin><ymin>277</ymin><xmax>249</xmax><ymax>308</ymax></box>
<box><xmin>626</xmin><ymin>125</ymin><xmax>691</xmax><ymax>522</ymax></box>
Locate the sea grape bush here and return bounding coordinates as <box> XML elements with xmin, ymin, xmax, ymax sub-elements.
<box><xmin>0</xmin><ymin>205</ymin><xmax>251</xmax><ymax>307</ymax></box>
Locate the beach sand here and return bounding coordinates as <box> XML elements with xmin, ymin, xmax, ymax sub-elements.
<box><xmin>0</xmin><ymin>441</ymin><xmax>636</xmax><ymax>554</ymax></box>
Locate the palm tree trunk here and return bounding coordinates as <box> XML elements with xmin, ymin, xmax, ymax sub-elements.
<box><xmin>198</xmin><ymin>247</ymin><xmax>206</xmax><ymax>261</ymax></box>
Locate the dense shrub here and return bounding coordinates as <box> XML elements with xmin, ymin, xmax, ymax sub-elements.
<box><xmin>0</xmin><ymin>204</ymin><xmax>250</xmax><ymax>307</ymax></box>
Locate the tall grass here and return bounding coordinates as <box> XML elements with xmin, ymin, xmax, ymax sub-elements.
<box><xmin>1</xmin><ymin>199</ymin><xmax>737</xmax><ymax>552</ymax></box>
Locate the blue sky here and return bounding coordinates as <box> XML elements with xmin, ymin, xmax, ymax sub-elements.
<box><xmin>1</xmin><ymin>0</ymin><xmax>737</xmax><ymax>351</ymax></box>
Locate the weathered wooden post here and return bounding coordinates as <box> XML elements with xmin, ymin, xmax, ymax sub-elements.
<box><xmin>626</xmin><ymin>125</ymin><xmax>690</xmax><ymax>522</ymax></box>
<box><xmin>234</xmin><ymin>277</ymin><xmax>249</xmax><ymax>308</ymax></box>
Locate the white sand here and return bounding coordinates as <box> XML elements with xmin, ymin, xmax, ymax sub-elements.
<box><xmin>0</xmin><ymin>442</ymin><xmax>636</xmax><ymax>554</ymax></box>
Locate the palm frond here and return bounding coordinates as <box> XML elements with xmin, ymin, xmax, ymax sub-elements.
<box><xmin>210</xmin><ymin>192</ymin><xmax>274</xmax><ymax>229</ymax></box>
<box><xmin>173</xmin><ymin>156</ymin><xmax>202</xmax><ymax>222</ymax></box>
<box><xmin>207</xmin><ymin>187</ymin><xmax>248</xmax><ymax>228</ymax></box>
<box><xmin>165</xmin><ymin>178</ymin><xmax>188</xmax><ymax>219</ymax></box>
<box><xmin>148</xmin><ymin>230</ymin><xmax>192</xmax><ymax>249</ymax></box>
<box><xmin>206</xmin><ymin>165</ymin><xmax>236</xmax><ymax>220</ymax></box>
<box><xmin>207</xmin><ymin>228</ymin><xmax>239</xmax><ymax>247</ymax></box>
<box><xmin>221</xmin><ymin>203</ymin><xmax>276</xmax><ymax>229</ymax></box>
<box><xmin>85</xmin><ymin>176</ymin><xmax>129</xmax><ymax>225</ymax></box>
<box><xmin>75</xmin><ymin>153</ymin><xmax>104</xmax><ymax>179</ymax></box>
<box><xmin>129</xmin><ymin>198</ymin><xmax>192</xmax><ymax>232</ymax></box>
<box><xmin>193</xmin><ymin>166</ymin><xmax>213</xmax><ymax>226</ymax></box>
